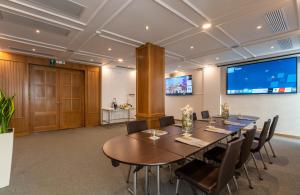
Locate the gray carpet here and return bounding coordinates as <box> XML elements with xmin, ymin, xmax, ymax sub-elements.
<box><xmin>0</xmin><ymin>125</ymin><xmax>300</xmax><ymax>195</ymax></box>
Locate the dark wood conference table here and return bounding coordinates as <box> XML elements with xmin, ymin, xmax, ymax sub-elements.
<box><xmin>102</xmin><ymin>115</ymin><xmax>259</xmax><ymax>195</ymax></box>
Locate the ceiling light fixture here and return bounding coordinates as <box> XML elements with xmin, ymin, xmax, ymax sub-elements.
<box><xmin>90</xmin><ymin>59</ymin><xmax>94</xmax><ymax>62</ymax></box>
<box><xmin>216</xmin><ymin>57</ymin><xmax>220</xmax><ymax>60</ymax></box>
<box><xmin>32</xmin><ymin>48</ymin><xmax>36</xmax><ymax>52</ymax></box>
<box><xmin>256</xmin><ymin>25</ymin><xmax>262</xmax><ymax>30</ymax></box>
<box><xmin>202</xmin><ymin>23</ymin><xmax>212</xmax><ymax>29</ymax></box>
<box><xmin>108</xmin><ymin>48</ymin><xmax>112</xmax><ymax>51</ymax></box>
<box><xmin>145</xmin><ymin>25</ymin><xmax>150</xmax><ymax>30</ymax></box>
<box><xmin>118</xmin><ymin>58</ymin><xmax>124</xmax><ymax>63</ymax></box>
<box><xmin>270</xmin><ymin>46</ymin><xmax>274</xmax><ymax>49</ymax></box>
<box><xmin>190</xmin><ymin>46</ymin><xmax>194</xmax><ymax>50</ymax></box>
<box><xmin>36</xmin><ymin>29</ymin><xmax>40</xmax><ymax>34</ymax></box>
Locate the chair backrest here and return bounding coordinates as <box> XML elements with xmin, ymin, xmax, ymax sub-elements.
<box><xmin>236</xmin><ymin>126</ymin><xmax>257</xmax><ymax>168</ymax></box>
<box><xmin>216</xmin><ymin>138</ymin><xmax>244</xmax><ymax>193</ymax></box>
<box><xmin>193</xmin><ymin>112</ymin><xmax>197</xmax><ymax>121</ymax></box>
<box><xmin>159</xmin><ymin>116</ymin><xmax>175</xmax><ymax>128</ymax></box>
<box><xmin>201</xmin><ymin>110</ymin><xmax>210</xmax><ymax>119</ymax></box>
<box><xmin>255</xmin><ymin>119</ymin><xmax>271</xmax><ymax>151</ymax></box>
<box><xmin>267</xmin><ymin>115</ymin><xmax>279</xmax><ymax>141</ymax></box>
<box><xmin>127</xmin><ymin>120</ymin><xmax>148</xmax><ymax>134</ymax></box>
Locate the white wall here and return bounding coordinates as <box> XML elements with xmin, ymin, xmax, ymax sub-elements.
<box><xmin>165</xmin><ymin>70</ymin><xmax>204</xmax><ymax>119</ymax></box>
<box><xmin>102</xmin><ymin>66</ymin><xmax>136</xmax><ymax>120</ymax></box>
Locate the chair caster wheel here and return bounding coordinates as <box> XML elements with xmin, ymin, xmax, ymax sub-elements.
<box><xmin>259</xmin><ymin>177</ymin><xmax>263</xmax><ymax>181</ymax></box>
<box><xmin>249</xmin><ymin>186</ymin><xmax>254</xmax><ymax>189</ymax></box>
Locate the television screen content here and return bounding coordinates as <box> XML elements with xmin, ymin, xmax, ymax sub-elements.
<box><xmin>227</xmin><ymin>57</ymin><xmax>297</xmax><ymax>95</ymax></box>
<box><xmin>166</xmin><ymin>75</ymin><xmax>192</xmax><ymax>96</ymax></box>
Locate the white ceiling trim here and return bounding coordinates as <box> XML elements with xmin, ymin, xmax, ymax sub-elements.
<box><xmin>75</xmin><ymin>50</ymin><xmax>115</xmax><ymax>60</ymax></box>
<box><xmin>295</xmin><ymin>0</ymin><xmax>300</xmax><ymax>29</ymax></box>
<box><xmin>3</xmin><ymin>48</ymin><xmax>55</xmax><ymax>59</ymax></box>
<box><xmin>85</xmin><ymin>0</ymin><xmax>109</xmax><ymax>24</ymax></box>
<box><xmin>165</xmin><ymin>50</ymin><xmax>184</xmax><ymax>58</ymax></box>
<box><xmin>216</xmin><ymin>26</ymin><xmax>240</xmax><ymax>45</ymax></box>
<box><xmin>8</xmin><ymin>0</ymin><xmax>86</xmax><ymax>26</ymax></box>
<box><xmin>97</xmin><ymin>0</ymin><xmax>133</xmax><ymax>30</ymax></box>
<box><xmin>68</xmin><ymin>59</ymin><xmax>103</xmax><ymax>66</ymax></box>
<box><xmin>242</xmin><ymin>47</ymin><xmax>257</xmax><ymax>58</ymax></box>
<box><xmin>0</xmin><ymin>33</ymin><xmax>66</xmax><ymax>51</ymax></box>
<box><xmin>188</xmin><ymin>48</ymin><xmax>232</xmax><ymax>61</ymax></box>
<box><xmin>154</xmin><ymin>27</ymin><xmax>195</xmax><ymax>45</ymax></box>
<box><xmin>99</xmin><ymin>29</ymin><xmax>144</xmax><ymax>45</ymax></box>
<box><xmin>153</xmin><ymin>0</ymin><xmax>199</xmax><ymax>27</ymax></box>
<box><xmin>0</xmin><ymin>3</ymin><xmax>83</xmax><ymax>31</ymax></box>
<box><xmin>231</xmin><ymin>48</ymin><xmax>247</xmax><ymax>59</ymax></box>
<box><xmin>181</xmin><ymin>0</ymin><xmax>210</xmax><ymax>21</ymax></box>
<box><xmin>98</xmin><ymin>34</ymin><xmax>140</xmax><ymax>48</ymax></box>
<box><xmin>161</xmin><ymin>30</ymin><xmax>204</xmax><ymax>47</ymax></box>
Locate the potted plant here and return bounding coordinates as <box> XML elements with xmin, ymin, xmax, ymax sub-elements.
<box><xmin>0</xmin><ymin>90</ymin><xmax>15</xmax><ymax>188</ymax></box>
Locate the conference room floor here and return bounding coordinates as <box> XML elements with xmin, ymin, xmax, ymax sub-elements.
<box><xmin>0</xmin><ymin>125</ymin><xmax>299</xmax><ymax>195</ymax></box>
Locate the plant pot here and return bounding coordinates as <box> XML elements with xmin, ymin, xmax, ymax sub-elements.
<box><xmin>0</xmin><ymin>128</ymin><xmax>14</xmax><ymax>188</ymax></box>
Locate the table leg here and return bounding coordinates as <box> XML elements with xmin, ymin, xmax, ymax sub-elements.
<box><xmin>145</xmin><ymin>166</ymin><xmax>149</xmax><ymax>194</ymax></box>
<box><xmin>133</xmin><ymin>167</ymin><xmax>137</xmax><ymax>195</ymax></box>
<box><xmin>157</xmin><ymin>165</ymin><xmax>160</xmax><ymax>195</ymax></box>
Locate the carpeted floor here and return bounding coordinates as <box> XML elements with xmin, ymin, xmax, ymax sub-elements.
<box><xmin>0</xmin><ymin>125</ymin><xmax>300</xmax><ymax>195</ymax></box>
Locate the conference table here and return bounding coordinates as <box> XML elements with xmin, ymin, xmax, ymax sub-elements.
<box><xmin>102</xmin><ymin>115</ymin><xmax>259</xmax><ymax>195</ymax></box>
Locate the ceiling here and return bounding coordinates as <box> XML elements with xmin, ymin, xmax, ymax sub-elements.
<box><xmin>0</xmin><ymin>0</ymin><xmax>300</xmax><ymax>72</ymax></box>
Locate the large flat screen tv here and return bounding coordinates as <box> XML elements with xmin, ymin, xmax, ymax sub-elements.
<box><xmin>227</xmin><ymin>57</ymin><xmax>297</xmax><ymax>95</ymax></box>
<box><xmin>166</xmin><ymin>75</ymin><xmax>192</xmax><ymax>96</ymax></box>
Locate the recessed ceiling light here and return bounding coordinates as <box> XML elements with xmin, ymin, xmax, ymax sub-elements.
<box><xmin>108</xmin><ymin>48</ymin><xmax>112</xmax><ymax>51</ymax></box>
<box><xmin>256</xmin><ymin>25</ymin><xmax>262</xmax><ymax>30</ymax></box>
<box><xmin>216</xmin><ymin>57</ymin><xmax>220</xmax><ymax>60</ymax></box>
<box><xmin>145</xmin><ymin>25</ymin><xmax>150</xmax><ymax>30</ymax></box>
<box><xmin>118</xmin><ymin>58</ymin><xmax>124</xmax><ymax>63</ymax></box>
<box><xmin>202</xmin><ymin>23</ymin><xmax>212</xmax><ymax>29</ymax></box>
<box><xmin>270</xmin><ymin>46</ymin><xmax>274</xmax><ymax>49</ymax></box>
<box><xmin>190</xmin><ymin>46</ymin><xmax>194</xmax><ymax>50</ymax></box>
<box><xmin>90</xmin><ymin>59</ymin><xmax>94</xmax><ymax>62</ymax></box>
<box><xmin>32</xmin><ymin>48</ymin><xmax>36</xmax><ymax>52</ymax></box>
<box><xmin>36</xmin><ymin>29</ymin><xmax>40</xmax><ymax>34</ymax></box>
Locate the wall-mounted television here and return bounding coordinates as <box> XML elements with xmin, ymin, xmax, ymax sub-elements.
<box><xmin>227</xmin><ymin>57</ymin><xmax>297</xmax><ymax>95</ymax></box>
<box><xmin>166</xmin><ymin>75</ymin><xmax>192</xmax><ymax>96</ymax></box>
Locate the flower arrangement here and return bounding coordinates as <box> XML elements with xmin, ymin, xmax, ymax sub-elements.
<box><xmin>181</xmin><ymin>104</ymin><xmax>193</xmax><ymax>136</ymax></box>
<box><xmin>221</xmin><ymin>103</ymin><xmax>229</xmax><ymax>119</ymax></box>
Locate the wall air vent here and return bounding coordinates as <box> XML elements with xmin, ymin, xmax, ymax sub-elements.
<box><xmin>9</xmin><ymin>47</ymin><xmax>54</xmax><ymax>57</ymax></box>
<box><xmin>265</xmin><ymin>8</ymin><xmax>288</xmax><ymax>33</ymax></box>
<box><xmin>0</xmin><ymin>11</ymin><xmax>70</xmax><ymax>36</ymax></box>
<box><xmin>25</xmin><ymin>0</ymin><xmax>85</xmax><ymax>18</ymax></box>
<box><xmin>277</xmin><ymin>38</ymin><xmax>293</xmax><ymax>50</ymax></box>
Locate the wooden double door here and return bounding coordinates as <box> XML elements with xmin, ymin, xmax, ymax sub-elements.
<box><xmin>30</xmin><ymin>65</ymin><xmax>84</xmax><ymax>132</ymax></box>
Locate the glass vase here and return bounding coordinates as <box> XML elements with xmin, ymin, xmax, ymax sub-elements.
<box><xmin>182</xmin><ymin>113</ymin><xmax>193</xmax><ymax>137</ymax></box>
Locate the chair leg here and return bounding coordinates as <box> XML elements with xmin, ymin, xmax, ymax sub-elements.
<box><xmin>175</xmin><ymin>179</ymin><xmax>180</xmax><ymax>195</ymax></box>
<box><xmin>243</xmin><ymin>164</ymin><xmax>253</xmax><ymax>189</ymax></box>
<box><xmin>126</xmin><ymin>165</ymin><xmax>132</xmax><ymax>183</ymax></box>
<box><xmin>233</xmin><ymin>176</ymin><xmax>239</xmax><ymax>191</ymax></box>
<box><xmin>227</xmin><ymin>184</ymin><xmax>232</xmax><ymax>195</ymax></box>
<box><xmin>264</xmin><ymin>145</ymin><xmax>273</xmax><ymax>164</ymax></box>
<box><xmin>251</xmin><ymin>153</ymin><xmax>263</xmax><ymax>180</ymax></box>
<box><xmin>268</xmin><ymin>141</ymin><xmax>277</xmax><ymax>158</ymax></box>
<box><xmin>169</xmin><ymin>164</ymin><xmax>175</xmax><ymax>184</ymax></box>
<box><xmin>259</xmin><ymin>151</ymin><xmax>268</xmax><ymax>170</ymax></box>
<box><xmin>190</xmin><ymin>185</ymin><xmax>198</xmax><ymax>195</ymax></box>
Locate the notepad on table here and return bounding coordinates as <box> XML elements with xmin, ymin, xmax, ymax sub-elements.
<box><xmin>175</xmin><ymin>136</ymin><xmax>209</xmax><ymax>148</ymax></box>
<box><xmin>224</xmin><ymin>120</ymin><xmax>245</xmax><ymax>127</ymax></box>
<box><xmin>205</xmin><ymin>126</ymin><xmax>231</xmax><ymax>134</ymax></box>
<box><xmin>142</xmin><ymin>129</ymin><xmax>168</xmax><ymax>136</ymax></box>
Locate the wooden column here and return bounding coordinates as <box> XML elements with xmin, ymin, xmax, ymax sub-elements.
<box><xmin>136</xmin><ymin>43</ymin><xmax>165</xmax><ymax>129</ymax></box>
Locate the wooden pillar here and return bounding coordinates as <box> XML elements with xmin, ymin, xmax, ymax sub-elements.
<box><xmin>136</xmin><ymin>43</ymin><xmax>165</xmax><ymax>129</ymax></box>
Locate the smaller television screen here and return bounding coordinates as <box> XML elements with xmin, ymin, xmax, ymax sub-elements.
<box><xmin>166</xmin><ymin>75</ymin><xmax>192</xmax><ymax>96</ymax></box>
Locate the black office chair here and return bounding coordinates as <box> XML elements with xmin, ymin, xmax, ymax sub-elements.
<box><xmin>159</xmin><ymin>116</ymin><xmax>175</xmax><ymax>128</ymax></box>
<box><xmin>251</xmin><ymin>119</ymin><xmax>271</xmax><ymax>180</ymax></box>
<box><xmin>192</xmin><ymin>112</ymin><xmax>197</xmax><ymax>121</ymax></box>
<box><xmin>175</xmin><ymin>138</ymin><xmax>244</xmax><ymax>195</ymax></box>
<box><xmin>204</xmin><ymin>126</ymin><xmax>257</xmax><ymax>189</ymax></box>
<box><xmin>201</xmin><ymin>110</ymin><xmax>210</xmax><ymax>119</ymax></box>
<box><xmin>255</xmin><ymin>115</ymin><xmax>279</xmax><ymax>164</ymax></box>
<box><xmin>126</xmin><ymin>120</ymin><xmax>148</xmax><ymax>183</ymax></box>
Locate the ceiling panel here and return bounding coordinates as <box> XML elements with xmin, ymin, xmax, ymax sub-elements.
<box><xmin>186</xmin><ymin>0</ymin><xmax>271</xmax><ymax>20</ymax></box>
<box><xmin>70</xmin><ymin>53</ymin><xmax>112</xmax><ymax>66</ymax></box>
<box><xmin>219</xmin><ymin>0</ymin><xmax>298</xmax><ymax>44</ymax></box>
<box><xmin>103</xmin><ymin>0</ymin><xmax>193</xmax><ymax>43</ymax></box>
<box><xmin>192</xmin><ymin>50</ymin><xmax>243</xmax><ymax>65</ymax></box>
<box><xmin>244</xmin><ymin>36</ymin><xmax>300</xmax><ymax>57</ymax></box>
<box><xmin>80</xmin><ymin>35</ymin><xmax>136</xmax><ymax>60</ymax></box>
<box><xmin>165</xmin><ymin>32</ymin><xmax>226</xmax><ymax>57</ymax></box>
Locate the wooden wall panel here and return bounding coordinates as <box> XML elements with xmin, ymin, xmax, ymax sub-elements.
<box><xmin>0</xmin><ymin>51</ymin><xmax>101</xmax><ymax>136</ymax></box>
<box><xmin>85</xmin><ymin>67</ymin><xmax>101</xmax><ymax>126</ymax></box>
<box><xmin>0</xmin><ymin>58</ymin><xmax>29</xmax><ymax>135</ymax></box>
